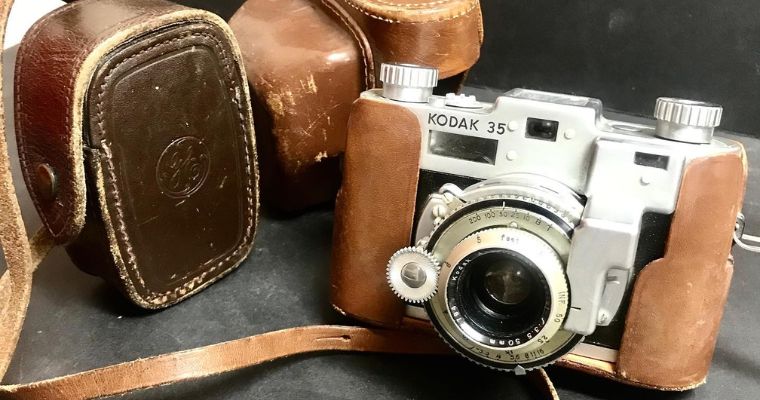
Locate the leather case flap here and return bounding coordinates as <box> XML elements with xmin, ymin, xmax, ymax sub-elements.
<box><xmin>15</xmin><ymin>0</ymin><xmax>259</xmax><ymax>308</ymax></box>
<box><xmin>230</xmin><ymin>0</ymin><xmax>370</xmax><ymax>210</ymax></box>
<box><xmin>229</xmin><ymin>0</ymin><xmax>482</xmax><ymax>212</ymax></box>
<box><xmin>15</xmin><ymin>0</ymin><xmax>219</xmax><ymax>244</ymax></box>
<box><xmin>341</xmin><ymin>0</ymin><xmax>483</xmax><ymax>78</ymax></box>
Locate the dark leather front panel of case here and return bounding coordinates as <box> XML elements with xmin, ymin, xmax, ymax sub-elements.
<box><xmin>79</xmin><ymin>22</ymin><xmax>257</xmax><ymax>306</ymax></box>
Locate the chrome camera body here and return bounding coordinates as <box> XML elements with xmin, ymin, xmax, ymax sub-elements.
<box><xmin>379</xmin><ymin>63</ymin><xmax>742</xmax><ymax>373</ymax></box>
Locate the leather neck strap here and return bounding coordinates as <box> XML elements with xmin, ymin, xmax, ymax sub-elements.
<box><xmin>0</xmin><ymin>325</ymin><xmax>558</xmax><ymax>399</ymax></box>
<box><xmin>0</xmin><ymin>1</ymin><xmax>557</xmax><ymax>398</ymax></box>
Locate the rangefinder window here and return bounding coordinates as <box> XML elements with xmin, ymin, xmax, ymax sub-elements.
<box><xmin>429</xmin><ymin>130</ymin><xmax>498</xmax><ymax>165</ymax></box>
<box><xmin>526</xmin><ymin>118</ymin><xmax>559</xmax><ymax>141</ymax></box>
<box><xmin>634</xmin><ymin>152</ymin><xmax>670</xmax><ymax>170</ymax></box>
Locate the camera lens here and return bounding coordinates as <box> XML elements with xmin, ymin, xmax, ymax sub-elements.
<box><xmin>453</xmin><ymin>248</ymin><xmax>550</xmax><ymax>342</ymax></box>
<box><xmin>484</xmin><ymin>261</ymin><xmax>531</xmax><ymax>305</ymax></box>
<box><xmin>421</xmin><ymin>185</ymin><xmax>584</xmax><ymax>370</ymax></box>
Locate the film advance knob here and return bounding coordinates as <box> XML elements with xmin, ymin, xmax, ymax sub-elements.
<box><xmin>387</xmin><ymin>247</ymin><xmax>440</xmax><ymax>303</ymax></box>
<box><xmin>653</xmin><ymin>97</ymin><xmax>722</xmax><ymax>144</ymax></box>
<box><xmin>379</xmin><ymin>63</ymin><xmax>439</xmax><ymax>103</ymax></box>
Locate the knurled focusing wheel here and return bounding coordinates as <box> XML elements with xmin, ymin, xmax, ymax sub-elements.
<box><xmin>654</xmin><ymin>97</ymin><xmax>722</xmax><ymax>144</ymax></box>
<box><xmin>387</xmin><ymin>247</ymin><xmax>440</xmax><ymax>303</ymax></box>
<box><xmin>379</xmin><ymin>63</ymin><xmax>438</xmax><ymax>103</ymax></box>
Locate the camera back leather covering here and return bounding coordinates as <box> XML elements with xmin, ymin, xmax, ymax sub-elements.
<box><xmin>14</xmin><ymin>0</ymin><xmax>259</xmax><ymax>309</ymax></box>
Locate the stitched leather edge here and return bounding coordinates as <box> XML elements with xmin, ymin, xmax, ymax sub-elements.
<box><xmin>15</xmin><ymin>1</ymin><xmax>187</xmax><ymax>244</ymax></box>
<box><xmin>340</xmin><ymin>0</ymin><xmax>478</xmax><ymax>23</ymax></box>
<box><xmin>319</xmin><ymin>0</ymin><xmax>375</xmax><ymax>89</ymax></box>
<box><xmin>87</xmin><ymin>15</ymin><xmax>257</xmax><ymax>308</ymax></box>
<box><xmin>15</xmin><ymin>1</ymin><xmax>90</xmax><ymax>242</ymax></box>
<box><xmin>357</xmin><ymin>0</ymin><xmax>461</xmax><ymax>8</ymax></box>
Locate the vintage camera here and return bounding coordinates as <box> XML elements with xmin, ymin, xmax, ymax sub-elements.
<box><xmin>330</xmin><ymin>63</ymin><xmax>748</xmax><ymax>387</ymax></box>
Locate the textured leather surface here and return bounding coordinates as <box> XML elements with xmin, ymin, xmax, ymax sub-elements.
<box><xmin>15</xmin><ymin>0</ymin><xmax>259</xmax><ymax>308</ymax></box>
<box><xmin>0</xmin><ymin>326</ymin><xmax>446</xmax><ymax>399</ymax></box>
<box><xmin>330</xmin><ymin>94</ymin><xmax>748</xmax><ymax>389</ymax></box>
<box><xmin>230</xmin><ymin>0</ymin><xmax>369</xmax><ymax>212</ymax></box>
<box><xmin>0</xmin><ymin>0</ymin><xmax>53</xmax><ymax>379</ymax></box>
<box><xmin>230</xmin><ymin>0</ymin><xmax>482</xmax><ymax>212</ymax></box>
<box><xmin>14</xmin><ymin>0</ymin><xmax>187</xmax><ymax>244</ymax></box>
<box><xmin>614</xmin><ymin>149</ymin><xmax>747</xmax><ymax>389</ymax></box>
<box><xmin>0</xmin><ymin>0</ymin><xmax>33</xmax><ymax>376</ymax></box>
<box><xmin>342</xmin><ymin>0</ymin><xmax>483</xmax><ymax>79</ymax></box>
<box><xmin>343</xmin><ymin>0</ymin><xmax>480</xmax><ymax>23</ymax></box>
<box><xmin>77</xmin><ymin>20</ymin><xmax>257</xmax><ymax>307</ymax></box>
<box><xmin>331</xmin><ymin>98</ymin><xmax>422</xmax><ymax>325</ymax></box>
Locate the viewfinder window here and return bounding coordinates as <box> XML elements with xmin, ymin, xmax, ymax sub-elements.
<box><xmin>428</xmin><ymin>130</ymin><xmax>498</xmax><ymax>165</ymax></box>
<box><xmin>525</xmin><ymin>118</ymin><xmax>559</xmax><ymax>142</ymax></box>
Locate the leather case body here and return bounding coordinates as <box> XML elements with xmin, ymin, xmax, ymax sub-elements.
<box><xmin>330</xmin><ymin>98</ymin><xmax>748</xmax><ymax>390</ymax></box>
<box><xmin>15</xmin><ymin>0</ymin><xmax>259</xmax><ymax>309</ymax></box>
<box><xmin>229</xmin><ymin>0</ymin><xmax>483</xmax><ymax>212</ymax></box>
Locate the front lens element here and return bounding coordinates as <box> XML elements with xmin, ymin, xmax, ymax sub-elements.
<box><xmin>453</xmin><ymin>248</ymin><xmax>551</xmax><ymax>344</ymax></box>
<box><xmin>427</xmin><ymin>222</ymin><xmax>578</xmax><ymax>370</ymax></box>
<box><xmin>484</xmin><ymin>257</ymin><xmax>532</xmax><ymax>306</ymax></box>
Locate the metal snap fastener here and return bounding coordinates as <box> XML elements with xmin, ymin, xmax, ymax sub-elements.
<box><xmin>35</xmin><ymin>163</ymin><xmax>57</xmax><ymax>201</ymax></box>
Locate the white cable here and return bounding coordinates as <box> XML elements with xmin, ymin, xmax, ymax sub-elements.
<box><xmin>733</xmin><ymin>232</ymin><xmax>760</xmax><ymax>253</ymax></box>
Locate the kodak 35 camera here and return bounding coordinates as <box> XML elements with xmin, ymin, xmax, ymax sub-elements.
<box><xmin>330</xmin><ymin>63</ymin><xmax>748</xmax><ymax>388</ymax></box>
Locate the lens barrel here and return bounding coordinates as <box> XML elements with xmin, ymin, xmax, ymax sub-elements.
<box><xmin>418</xmin><ymin>177</ymin><xmax>586</xmax><ymax>372</ymax></box>
<box><xmin>451</xmin><ymin>248</ymin><xmax>551</xmax><ymax>347</ymax></box>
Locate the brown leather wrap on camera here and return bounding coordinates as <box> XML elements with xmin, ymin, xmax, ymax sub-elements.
<box><xmin>15</xmin><ymin>0</ymin><xmax>259</xmax><ymax>308</ymax></box>
<box><xmin>330</xmin><ymin>96</ymin><xmax>748</xmax><ymax>389</ymax></box>
<box><xmin>229</xmin><ymin>0</ymin><xmax>482</xmax><ymax>212</ymax></box>
<box><xmin>614</xmin><ymin>149</ymin><xmax>746</xmax><ymax>389</ymax></box>
<box><xmin>558</xmin><ymin>149</ymin><xmax>746</xmax><ymax>390</ymax></box>
<box><xmin>331</xmin><ymin>98</ymin><xmax>422</xmax><ymax>325</ymax></box>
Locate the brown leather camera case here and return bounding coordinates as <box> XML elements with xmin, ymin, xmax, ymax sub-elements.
<box><xmin>14</xmin><ymin>0</ymin><xmax>259</xmax><ymax>309</ymax></box>
<box><xmin>229</xmin><ymin>0</ymin><xmax>483</xmax><ymax>212</ymax></box>
<box><xmin>331</xmin><ymin>98</ymin><xmax>748</xmax><ymax>390</ymax></box>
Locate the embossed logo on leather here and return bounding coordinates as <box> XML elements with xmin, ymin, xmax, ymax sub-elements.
<box><xmin>156</xmin><ymin>137</ymin><xmax>210</xmax><ymax>198</ymax></box>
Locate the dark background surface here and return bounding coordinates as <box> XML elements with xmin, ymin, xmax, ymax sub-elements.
<box><xmin>467</xmin><ymin>1</ymin><xmax>760</xmax><ymax>137</ymax></box>
<box><xmin>177</xmin><ymin>0</ymin><xmax>760</xmax><ymax>138</ymax></box>
<box><xmin>5</xmin><ymin>1</ymin><xmax>760</xmax><ymax>399</ymax></box>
